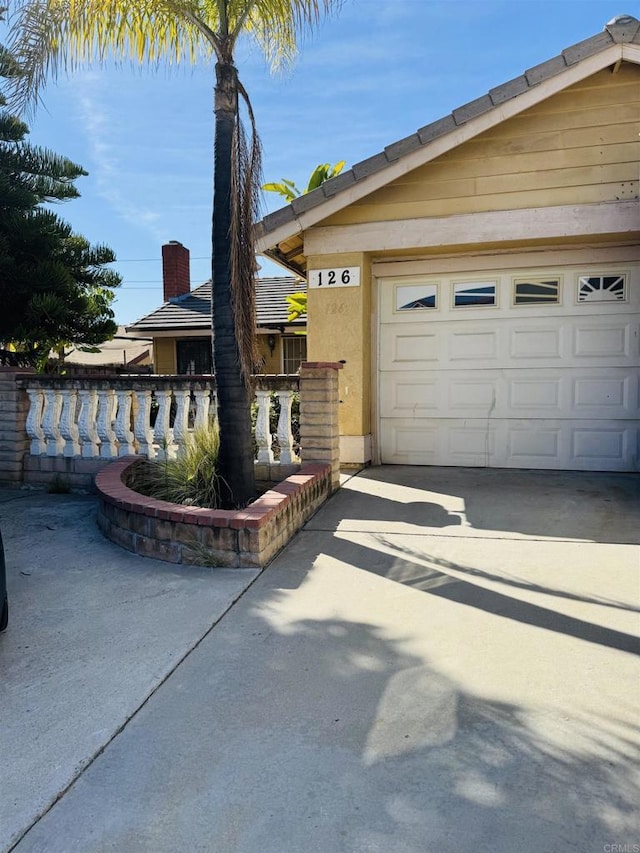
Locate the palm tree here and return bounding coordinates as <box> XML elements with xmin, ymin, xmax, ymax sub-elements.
<box><xmin>6</xmin><ymin>0</ymin><xmax>340</xmax><ymax>507</ymax></box>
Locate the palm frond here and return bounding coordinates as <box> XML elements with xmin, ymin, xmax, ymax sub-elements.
<box><xmin>5</xmin><ymin>0</ymin><xmax>215</xmax><ymax>111</ymax></box>
<box><xmin>233</xmin><ymin>0</ymin><xmax>343</xmax><ymax>70</ymax></box>
<box><xmin>230</xmin><ymin>76</ymin><xmax>261</xmax><ymax>387</ymax></box>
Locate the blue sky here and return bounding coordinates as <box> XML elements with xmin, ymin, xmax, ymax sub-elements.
<box><xmin>5</xmin><ymin>0</ymin><xmax>636</xmax><ymax>324</ymax></box>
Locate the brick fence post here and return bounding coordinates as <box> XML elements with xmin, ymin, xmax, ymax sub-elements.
<box><xmin>0</xmin><ymin>368</ymin><xmax>31</xmax><ymax>486</ymax></box>
<box><xmin>299</xmin><ymin>362</ymin><xmax>343</xmax><ymax>492</ymax></box>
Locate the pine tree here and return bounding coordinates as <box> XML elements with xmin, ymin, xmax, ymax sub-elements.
<box><xmin>0</xmin><ymin>42</ymin><xmax>121</xmax><ymax>368</ymax></box>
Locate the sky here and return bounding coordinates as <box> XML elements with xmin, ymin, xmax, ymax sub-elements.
<box><xmin>3</xmin><ymin>0</ymin><xmax>637</xmax><ymax>324</ymax></box>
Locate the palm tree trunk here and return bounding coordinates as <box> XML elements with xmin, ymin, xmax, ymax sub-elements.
<box><xmin>212</xmin><ymin>60</ymin><xmax>256</xmax><ymax>508</ymax></box>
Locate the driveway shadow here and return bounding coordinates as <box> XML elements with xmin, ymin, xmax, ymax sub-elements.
<box><xmin>312</xmin><ymin>465</ymin><xmax>640</xmax><ymax>544</ymax></box>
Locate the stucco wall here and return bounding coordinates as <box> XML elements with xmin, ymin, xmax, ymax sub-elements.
<box><xmin>153</xmin><ymin>338</ymin><xmax>176</xmax><ymax>374</ymax></box>
<box><xmin>150</xmin><ymin>335</ymin><xmax>291</xmax><ymax>375</ymax></box>
<box><xmin>305</xmin><ymin>252</ymin><xmax>372</xmax><ymax>461</ymax></box>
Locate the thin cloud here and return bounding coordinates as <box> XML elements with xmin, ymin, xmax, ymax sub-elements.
<box><xmin>71</xmin><ymin>75</ymin><xmax>169</xmax><ymax>242</ymax></box>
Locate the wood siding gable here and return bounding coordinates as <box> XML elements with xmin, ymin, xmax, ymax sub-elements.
<box><xmin>323</xmin><ymin>64</ymin><xmax>640</xmax><ymax>227</ymax></box>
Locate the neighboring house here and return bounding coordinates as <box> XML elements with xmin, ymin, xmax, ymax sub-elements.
<box><xmin>55</xmin><ymin>327</ymin><xmax>152</xmax><ymax>374</ymax></box>
<box><xmin>256</xmin><ymin>15</ymin><xmax>640</xmax><ymax>472</ymax></box>
<box><xmin>127</xmin><ymin>241</ymin><xmax>307</xmax><ymax>375</ymax></box>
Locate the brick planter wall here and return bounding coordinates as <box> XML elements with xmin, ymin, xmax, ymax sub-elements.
<box><xmin>96</xmin><ymin>457</ymin><xmax>332</xmax><ymax>568</ymax></box>
<box><xmin>0</xmin><ymin>369</ymin><xmax>30</xmax><ymax>486</ymax></box>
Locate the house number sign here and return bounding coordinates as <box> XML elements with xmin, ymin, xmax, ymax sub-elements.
<box><xmin>308</xmin><ymin>267</ymin><xmax>360</xmax><ymax>288</ymax></box>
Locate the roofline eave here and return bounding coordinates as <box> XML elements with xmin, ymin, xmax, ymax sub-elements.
<box><xmin>258</xmin><ymin>249</ymin><xmax>307</xmax><ymax>279</ymax></box>
<box><xmin>256</xmin><ymin>42</ymin><xmax>630</xmax><ymax>254</ymax></box>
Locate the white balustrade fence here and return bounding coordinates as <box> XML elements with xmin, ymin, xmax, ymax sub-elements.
<box><xmin>23</xmin><ymin>377</ymin><xmax>300</xmax><ymax>467</ymax></box>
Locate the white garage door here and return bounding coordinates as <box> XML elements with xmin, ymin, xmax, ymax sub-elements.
<box><xmin>378</xmin><ymin>263</ymin><xmax>639</xmax><ymax>471</ymax></box>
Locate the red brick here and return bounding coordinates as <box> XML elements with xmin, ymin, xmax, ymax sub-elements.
<box><xmin>179</xmin><ymin>509</ymin><xmax>204</xmax><ymax>525</ymax></box>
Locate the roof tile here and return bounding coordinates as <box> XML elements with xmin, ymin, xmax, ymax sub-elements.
<box><xmin>291</xmin><ymin>186</ymin><xmax>327</xmax><ymax>215</ymax></box>
<box><xmin>452</xmin><ymin>94</ymin><xmax>494</xmax><ymax>125</ymax></box>
<box><xmin>385</xmin><ymin>133</ymin><xmax>422</xmax><ymax>161</ymax></box>
<box><xmin>605</xmin><ymin>15</ymin><xmax>640</xmax><ymax>43</ymax></box>
<box><xmin>321</xmin><ymin>169</ymin><xmax>357</xmax><ymax>197</ymax></box>
<box><xmin>128</xmin><ymin>278</ymin><xmax>306</xmax><ymax>332</ymax></box>
<box><xmin>416</xmin><ymin>114</ymin><xmax>456</xmax><ymax>144</ymax></box>
<box><xmin>525</xmin><ymin>54</ymin><xmax>567</xmax><ymax>86</ymax></box>
<box><xmin>489</xmin><ymin>74</ymin><xmax>530</xmax><ymax>105</ymax></box>
<box><xmin>352</xmin><ymin>152</ymin><xmax>391</xmax><ymax>181</ymax></box>
<box><xmin>260</xmin><ymin>205</ymin><xmax>297</xmax><ymax>233</ymax></box>
<box><xmin>563</xmin><ymin>31</ymin><xmax>613</xmax><ymax>64</ymax></box>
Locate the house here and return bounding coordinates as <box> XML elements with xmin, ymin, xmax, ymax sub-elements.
<box><xmin>127</xmin><ymin>241</ymin><xmax>307</xmax><ymax>374</ymax></box>
<box><xmin>255</xmin><ymin>15</ymin><xmax>640</xmax><ymax>472</ymax></box>
<box><xmin>55</xmin><ymin>327</ymin><xmax>152</xmax><ymax>374</ymax></box>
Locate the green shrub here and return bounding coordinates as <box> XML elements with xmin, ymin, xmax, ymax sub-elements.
<box><xmin>126</xmin><ymin>425</ymin><xmax>224</xmax><ymax>509</ymax></box>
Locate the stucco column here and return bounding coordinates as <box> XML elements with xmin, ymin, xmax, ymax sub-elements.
<box><xmin>306</xmin><ymin>252</ymin><xmax>372</xmax><ymax>465</ymax></box>
<box><xmin>299</xmin><ymin>362</ymin><xmax>343</xmax><ymax>491</ymax></box>
<box><xmin>0</xmin><ymin>369</ymin><xmax>32</xmax><ymax>485</ymax></box>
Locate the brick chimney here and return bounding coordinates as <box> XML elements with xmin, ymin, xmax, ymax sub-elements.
<box><xmin>162</xmin><ymin>241</ymin><xmax>190</xmax><ymax>301</ymax></box>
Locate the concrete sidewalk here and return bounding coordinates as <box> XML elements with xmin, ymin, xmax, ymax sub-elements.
<box><xmin>1</xmin><ymin>468</ymin><xmax>639</xmax><ymax>852</ymax></box>
<box><xmin>0</xmin><ymin>490</ymin><xmax>258</xmax><ymax>852</ymax></box>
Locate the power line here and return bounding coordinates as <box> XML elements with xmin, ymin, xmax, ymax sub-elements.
<box><xmin>107</xmin><ymin>256</ymin><xmax>210</xmax><ymax>263</ymax></box>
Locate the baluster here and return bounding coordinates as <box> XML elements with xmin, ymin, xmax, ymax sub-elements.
<box><xmin>276</xmin><ymin>390</ymin><xmax>298</xmax><ymax>464</ymax></box>
<box><xmin>133</xmin><ymin>389</ymin><xmax>155</xmax><ymax>459</ymax></box>
<box><xmin>59</xmin><ymin>388</ymin><xmax>80</xmax><ymax>457</ymax></box>
<box><xmin>96</xmin><ymin>389</ymin><xmax>118</xmax><ymax>459</ymax></box>
<box><xmin>173</xmin><ymin>388</ymin><xmax>191</xmax><ymax>454</ymax></box>
<box><xmin>114</xmin><ymin>390</ymin><xmax>136</xmax><ymax>456</ymax></box>
<box><xmin>25</xmin><ymin>389</ymin><xmax>46</xmax><ymax>455</ymax></box>
<box><xmin>77</xmin><ymin>389</ymin><xmax>100</xmax><ymax>458</ymax></box>
<box><xmin>255</xmin><ymin>389</ymin><xmax>274</xmax><ymax>464</ymax></box>
<box><xmin>210</xmin><ymin>389</ymin><xmax>218</xmax><ymax>426</ymax></box>
<box><xmin>193</xmin><ymin>388</ymin><xmax>211</xmax><ymax>431</ymax></box>
<box><xmin>42</xmin><ymin>389</ymin><xmax>64</xmax><ymax>457</ymax></box>
<box><xmin>153</xmin><ymin>389</ymin><xmax>175</xmax><ymax>460</ymax></box>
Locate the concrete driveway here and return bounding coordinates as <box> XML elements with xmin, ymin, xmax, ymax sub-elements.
<box><xmin>1</xmin><ymin>467</ymin><xmax>638</xmax><ymax>853</ymax></box>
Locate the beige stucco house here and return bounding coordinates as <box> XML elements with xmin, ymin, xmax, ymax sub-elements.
<box><xmin>256</xmin><ymin>15</ymin><xmax>640</xmax><ymax>472</ymax></box>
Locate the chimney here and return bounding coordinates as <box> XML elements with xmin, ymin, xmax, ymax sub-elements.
<box><xmin>162</xmin><ymin>241</ymin><xmax>190</xmax><ymax>301</ymax></box>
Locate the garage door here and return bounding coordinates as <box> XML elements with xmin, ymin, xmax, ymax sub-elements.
<box><xmin>378</xmin><ymin>263</ymin><xmax>639</xmax><ymax>471</ymax></box>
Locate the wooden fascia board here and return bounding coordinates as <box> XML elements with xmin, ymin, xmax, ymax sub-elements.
<box><xmin>303</xmin><ymin>201</ymin><xmax>640</xmax><ymax>255</ymax></box>
<box><xmin>255</xmin><ymin>44</ymin><xmax>627</xmax><ymax>253</ymax></box>
<box><xmin>622</xmin><ymin>44</ymin><xmax>640</xmax><ymax>62</ymax></box>
<box><xmin>131</xmin><ymin>325</ymin><xmax>305</xmax><ymax>339</ymax></box>
<box><xmin>139</xmin><ymin>329</ymin><xmax>211</xmax><ymax>338</ymax></box>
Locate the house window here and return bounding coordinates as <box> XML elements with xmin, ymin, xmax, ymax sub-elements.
<box><xmin>282</xmin><ymin>336</ymin><xmax>307</xmax><ymax>374</ymax></box>
<box><xmin>578</xmin><ymin>274</ymin><xmax>626</xmax><ymax>302</ymax></box>
<box><xmin>453</xmin><ymin>280</ymin><xmax>497</xmax><ymax>307</ymax></box>
<box><xmin>513</xmin><ymin>277</ymin><xmax>560</xmax><ymax>305</ymax></box>
<box><xmin>176</xmin><ymin>338</ymin><xmax>212</xmax><ymax>375</ymax></box>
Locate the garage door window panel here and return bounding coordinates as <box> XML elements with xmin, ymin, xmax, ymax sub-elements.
<box><xmin>513</xmin><ymin>277</ymin><xmax>561</xmax><ymax>306</ymax></box>
<box><xmin>452</xmin><ymin>279</ymin><xmax>498</xmax><ymax>308</ymax></box>
<box><xmin>395</xmin><ymin>282</ymin><xmax>439</xmax><ymax>312</ymax></box>
<box><xmin>577</xmin><ymin>274</ymin><xmax>627</xmax><ymax>303</ymax></box>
